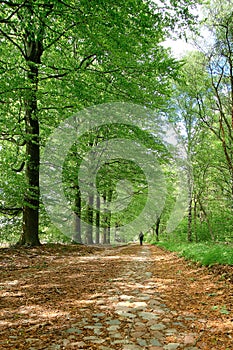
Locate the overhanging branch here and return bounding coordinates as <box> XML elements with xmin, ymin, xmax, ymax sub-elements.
<box><xmin>0</xmin><ymin>206</ymin><xmax>23</xmax><ymax>215</ymax></box>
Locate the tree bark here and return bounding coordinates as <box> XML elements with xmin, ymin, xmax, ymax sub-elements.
<box><xmin>187</xmin><ymin>196</ymin><xmax>192</xmax><ymax>242</ymax></box>
<box><xmin>107</xmin><ymin>214</ymin><xmax>111</xmax><ymax>244</ymax></box>
<box><xmin>16</xmin><ymin>3</ymin><xmax>44</xmax><ymax>247</ymax></box>
<box><xmin>193</xmin><ymin>196</ymin><xmax>198</xmax><ymax>242</ymax></box>
<box><xmin>86</xmin><ymin>191</ymin><xmax>94</xmax><ymax>244</ymax></box>
<box><xmin>95</xmin><ymin>195</ymin><xmax>100</xmax><ymax>244</ymax></box>
<box><xmin>106</xmin><ymin>189</ymin><xmax>113</xmax><ymax>244</ymax></box>
<box><xmin>155</xmin><ymin>217</ymin><xmax>160</xmax><ymax>242</ymax></box>
<box><xmin>73</xmin><ymin>185</ymin><xmax>82</xmax><ymax>243</ymax></box>
<box><xmin>102</xmin><ymin>191</ymin><xmax>107</xmax><ymax>244</ymax></box>
<box><xmin>187</xmin><ymin>162</ymin><xmax>193</xmax><ymax>242</ymax></box>
<box><xmin>19</xmin><ymin>54</ymin><xmax>43</xmax><ymax>246</ymax></box>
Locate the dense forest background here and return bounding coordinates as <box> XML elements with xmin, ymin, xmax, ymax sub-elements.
<box><xmin>0</xmin><ymin>0</ymin><xmax>232</xmax><ymax>251</ymax></box>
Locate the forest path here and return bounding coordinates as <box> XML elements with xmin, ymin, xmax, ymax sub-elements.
<box><xmin>0</xmin><ymin>243</ymin><xmax>232</xmax><ymax>349</ymax></box>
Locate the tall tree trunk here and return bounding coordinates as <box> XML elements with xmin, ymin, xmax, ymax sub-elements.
<box><xmin>187</xmin><ymin>197</ymin><xmax>192</xmax><ymax>242</ymax></box>
<box><xmin>102</xmin><ymin>191</ymin><xmax>107</xmax><ymax>244</ymax></box>
<box><xmin>95</xmin><ymin>195</ymin><xmax>100</xmax><ymax>244</ymax></box>
<box><xmin>155</xmin><ymin>217</ymin><xmax>160</xmax><ymax>242</ymax></box>
<box><xmin>102</xmin><ymin>227</ymin><xmax>107</xmax><ymax>244</ymax></box>
<box><xmin>187</xmin><ymin>164</ymin><xmax>193</xmax><ymax>242</ymax></box>
<box><xmin>106</xmin><ymin>213</ymin><xmax>111</xmax><ymax>244</ymax></box>
<box><xmin>86</xmin><ymin>191</ymin><xmax>94</xmax><ymax>244</ymax></box>
<box><xmin>73</xmin><ymin>185</ymin><xmax>82</xmax><ymax>243</ymax></box>
<box><xmin>19</xmin><ymin>35</ymin><xmax>43</xmax><ymax>246</ymax></box>
<box><xmin>193</xmin><ymin>196</ymin><xmax>198</xmax><ymax>242</ymax></box>
<box><xmin>106</xmin><ymin>189</ymin><xmax>113</xmax><ymax>244</ymax></box>
<box><xmin>114</xmin><ymin>222</ymin><xmax>119</xmax><ymax>242</ymax></box>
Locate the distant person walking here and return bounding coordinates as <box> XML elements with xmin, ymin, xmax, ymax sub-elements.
<box><xmin>139</xmin><ymin>232</ymin><xmax>144</xmax><ymax>246</ymax></box>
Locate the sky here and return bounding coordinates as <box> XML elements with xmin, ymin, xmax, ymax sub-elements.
<box><xmin>159</xmin><ymin>1</ymin><xmax>204</xmax><ymax>59</ymax></box>
<box><xmin>162</xmin><ymin>38</ymin><xmax>196</xmax><ymax>58</ymax></box>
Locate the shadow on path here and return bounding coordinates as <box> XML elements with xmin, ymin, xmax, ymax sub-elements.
<box><xmin>0</xmin><ymin>244</ymin><xmax>232</xmax><ymax>349</ymax></box>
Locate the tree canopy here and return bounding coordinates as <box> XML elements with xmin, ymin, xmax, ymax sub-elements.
<box><xmin>1</xmin><ymin>0</ymin><xmax>232</xmax><ymax>247</ymax></box>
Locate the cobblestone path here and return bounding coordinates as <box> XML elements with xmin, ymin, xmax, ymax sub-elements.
<box><xmin>3</xmin><ymin>243</ymin><xmax>231</xmax><ymax>349</ymax></box>
<box><xmin>62</xmin><ymin>245</ymin><xmax>199</xmax><ymax>350</ymax></box>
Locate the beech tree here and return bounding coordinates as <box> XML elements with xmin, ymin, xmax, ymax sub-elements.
<box><xmin>62</xmin><ymin>122</ymin><xmax>168</xmax><ymax>244</ymax></box>
<box><xmin>0</xmin><ymin>0</ymin><xmax>198</xmax><ymax>246</ymax></box>
<box><xmin>172</xmin><ymin>5</ymin><xmax>233</xmax><ymax>241</ymax></box>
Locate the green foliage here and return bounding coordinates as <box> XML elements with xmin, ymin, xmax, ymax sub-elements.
<box><xmin>154</xmin><ymin>241</ymin><xmax>233</xmax><ymax>266</ymax></box>
<box><xmin>3</xmin><ymin>0</ymin><xmax>230</xmax><ymax>246</ymax></box>
<box><xmin>40</xmin><ymin>224</ymin><xmax>73</xmax><ymax>244</ymax></box>
<box><xmin>0</xmin><ymin>217</ymin><xmax>22</xmax><ymax>246</ymax></box>
<box><xmin>1</xmin><ymin>0</ymin><xmax>194</xmax><ymax>244</ymax></box>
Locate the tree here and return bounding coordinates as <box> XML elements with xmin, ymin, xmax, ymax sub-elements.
<box><xmin>197</xmin><ymin>0</ymin><xmax>233</xmax><ymax>200</ymax></box>
<box><xmin>170</xmin><ymin>26</ymin><xmax>233</xmax><ymax>242</ymax></box>
<box><xmin>169</xmin><ymin>51</ymin><xmax>210</xmax><ymax>241</ymax></box>
<box><xmin>61</xmin><ymin>119</ymin><xmax>171</xmax><ymax>244</ymax></box>
<box><xmin>0</xmin><ymin>0</ymin><xmax>199</xmax><ymax>246</ymax></box>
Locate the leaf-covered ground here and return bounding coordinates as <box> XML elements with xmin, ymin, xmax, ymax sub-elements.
<box><xmin>0</xmin><ymin>243</ymin><xmax>232</xmax><ymax>349</ymax></box>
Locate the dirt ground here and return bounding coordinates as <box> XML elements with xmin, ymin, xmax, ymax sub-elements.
<box><xmin>0</xmin><ymin>243</ymin><xmax>232</xmax><ymax>349</ymax></box>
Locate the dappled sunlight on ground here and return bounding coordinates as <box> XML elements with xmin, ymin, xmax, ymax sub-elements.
<box><xmin>0</xmin><ymin>243</ymin><xmax>232</xmax><ymax>349</ymax></box>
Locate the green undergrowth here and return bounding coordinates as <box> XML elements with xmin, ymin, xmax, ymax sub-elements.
<box><xmin>153</xmin><ymin>241</ymin><xmax>233</xmax><ymax>266</ymax></box>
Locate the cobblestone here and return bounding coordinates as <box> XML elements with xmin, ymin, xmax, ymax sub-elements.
<box><xmin>62</xmin><ymin>245</ymin><xmax>200</xmax><ymax>349</ymax></box>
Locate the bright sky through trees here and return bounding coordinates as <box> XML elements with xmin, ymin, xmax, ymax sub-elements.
<box><xmin>162</xmin><ymin>38</ymin><xmax>196</xmax><ymax>58</ymax></box>
<box><xmin>160</xmin><ymin>1</ymin><xmax>204</xmax><ymax>58</ymax></box>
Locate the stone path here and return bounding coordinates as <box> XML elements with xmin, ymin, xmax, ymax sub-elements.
<box><xmin>61</xmin><ymin>245</ymin><xmax>200</xmax><ymax>349</ymax></box>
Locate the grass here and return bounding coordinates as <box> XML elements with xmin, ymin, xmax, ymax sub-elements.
<box><xmin>153</xmin><ymin>241</ymin><xmax>233</xmax><ymax>266</ymax></box>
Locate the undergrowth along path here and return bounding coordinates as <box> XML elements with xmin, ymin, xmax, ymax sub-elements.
<box><xmin>0</xmin><ymin>244</ymin><xmax>232</xmax><ymax>349</ymax></box>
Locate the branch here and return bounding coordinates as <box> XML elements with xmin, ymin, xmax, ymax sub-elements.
<box><xmin>86</xmin><ymin>67</ymin><xmax>122</xmax><ymax>74</ymax></box>
<box><xmin>12</xmin><ymin>161</ymin><xmax>25</xmax><ymax>172</ymax></box>
<box><xmin>225</xmin><ymin>24</ymin><xmax>233</xmax><ymax>130</ymax></box>
<box><xmin>38</xmin><ymin>105</ymin><xmax>74</xmax><ymax>111</ymax></box>
<box><xmin>40</xmin><ymin>54</ymin><xmax>98</xmax><ymax>80</ymax></box>
<box><xmin>0</xmin><ymin>0</ymin><xmax>27</xmax><ymax>23</ymax></box>
<box><xmin>0</xmin><ymin>1</ymin><xmax>22</xmax><ymax>7</ymax></box>
<box><xmin>78</xmin><ymin>53</ymin><xmax>97</xmax><ymax>69</ymax></box>
<box><xmin>0</xmin><ymin>206</ymin><xmax>23</xmax><ymax>215</ymax></box>
<box><xmin>196</xmin><ymin>94</ymin><xmax>219</xmax><ymax>139</ymax></box>
<box><xmin>43</xmin><ymin>23</ymin><xmax>77</xmax><ymax>51</ymax></box>
<box><xmin>57</xmin><ymin>0</ymin><xmax>84</xmax><ymax>13</ymax></box>
<box><xmin>0</xmin><ymin>29</ymin><xmax>25</xmax><ymax>58</ymax></box>
<box><xmin>40</xmin><ymin>72</ymin><xmax>68</xmax><ymax>80</ymax></box>
<box><xmin>0</xmin><ymin>135</ymin><xmax>17</xmax><ymax>143</ymax></box>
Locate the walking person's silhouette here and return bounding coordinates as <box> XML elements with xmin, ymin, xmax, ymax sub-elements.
<box><xmin>139</xmin><ymin>232</ymin><xmax>144</xmax><ymax>245</ymax></box>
